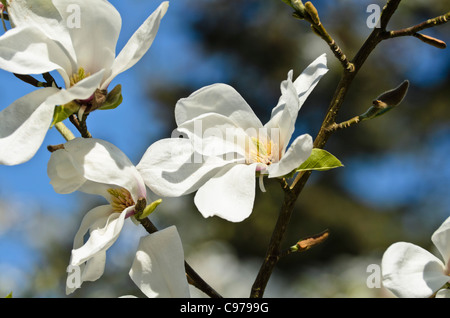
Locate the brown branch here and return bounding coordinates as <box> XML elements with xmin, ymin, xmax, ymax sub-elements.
<box><xmin>13</xmin><ymin>73</ymin><xmax>42</xmax><ymax>87</ymax></box>
<box><xmin>139</xmin><ymin>217</ymin><xmax>223</xmax><ymax>298</ymax></box>
<box><xmin>385</xmin><ymin>12</ymin><xmax>449</xmax><ymax>38</ymax></box>
<box><xmin>383</xmin><ymin>11</ymin><xmax>450</xmax><ymax>48</ymax></box>
<box><xmin>301</xmin><ymin>2</ymin><xmax>355</xmax><ymax>72</ymax></box>
<box><xmin>69</xmin><ymin>113</ymin><xmax>92</xmax><ymax>138</ymax></box>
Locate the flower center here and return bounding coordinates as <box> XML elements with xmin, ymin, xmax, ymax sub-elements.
<box><xmin>69</xmin><ymin>67</ymin><xmax>90</xmax><ymax>87</ymax></box>
<box><xmin>247</xmin><ymin>136</ymin><xmax>275</xmax><ymax>166</ymax></box>
<box><xmin>107</xmin><ymin>188</ymin><xmax>135</xmax><ymax>212</ymax></box>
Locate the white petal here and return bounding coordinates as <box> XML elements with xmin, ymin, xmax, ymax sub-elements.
<box><xmin>0</xmin><ymin>87</ymin><xmax>59</xmax><ymax>165</ymax></box>
<box><xmin>270</xmin><ymin>53</ymin><xmax>328</xmax><ymax>119</ymax></box>
<box><xmin>266</xmin><ymin>54</ymin><xmax>328</xmax><ymax>150</ymax></box>
<box><xmin>269</xmin><ymin>77</ymin><xmax>301</xmax><ymax>153</ymax></box>
<box><xmin>268</xmin><ymin>134</ymin><xmax>313</xmax><ymax>178</ymax></box>
<box><xmin>431</xmin><ymin>216</ymin><xmax>450</xmax><ymax>270</ymax></box>
<box><xmin>0</xmin><ymin>25</ymin><xmax>72</xmax><ymax>78</ymax></box>
<box><xmin>8</xmin><ymin>0</ymin><xmax>73</xmax><ymax>46</ymax></box>
<box><xmin>129</xmin><ymin>226</ymin><xmax>190</xmax><ymax>298</ymax></box>
<box><xmin>435</xmin><ymin>289</ymin><xmax>450</xmax><ymax>298</ymax></box>
<box><xmin>382</xmin><ymin>242</ymin><xmax>449</xmax><ymax>298</ymax></box>
<box><xmin>175</xmin><ymin>83</ymin><xmax>263</xmax><ymax>131</ymax></box>
<box><xmin>65</xmin><ymin>204</ymin><xmax>116</xmax><ymax>294</ymax></box>
<box><xmin>47</xmin><ymin>143</ymin><xmax>86</xmax><ymax>193</ymax></box>
<box><xmin>292</xmin><ymin>53</ymin><xmax>328</xmax><ymax>106</ymax></box>
<box><xmin>49</xmin><ymin>138</ymin><xmax>146</xmax><ymax>200</ymax></box>
<box><xmin>194</xmin><ymin>163</ymin><xmax>257</xmax><ymax>222</ymax></box>
<box><xmin>52</xmin><ymin>0</ymin><xmax>121</xmax><ymax>77</ymax></box>
<box><xmin>137</xmin><ymin>137</ymin><xmax>231</xmax><ymax>197</ymax></box>
<box><xmin>176</xmin><ymin>113</ymin><xmax>249</xmax><ymax>159</ymax></box>
<box><xmin>70</xmin><ymin>205</ymin><xmax>129</xmax><ymax>267</ymax></box>
<box><xmin>104</xmin><ymin>2</ymin><xmax>169</xmax><ymax>88</ymax></box>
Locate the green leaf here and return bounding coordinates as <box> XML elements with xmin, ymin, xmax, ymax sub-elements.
<box><xmin>5</xmin><ymin>292</ymin><xmax>12</xmax><ymax>298</ymax></box>
<box><xmin>51</xmin><ymin>101</ymin><xmax>79</xmax><ymax>127</ymax></box>
<box><xmin>296</xmin><ymin>148</ymin><xmax>343</xmax><ymax>172</ymax></box>
<box><xmin>99</xmin><ymin>84</ymin><xmax>123</xmax><ymax>110</ymax></box>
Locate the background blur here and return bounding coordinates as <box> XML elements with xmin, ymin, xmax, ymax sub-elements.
<box><xmin>0</xmin><ymin>0</ymin><xmax>449</xmax><ymax>298</ymax></box>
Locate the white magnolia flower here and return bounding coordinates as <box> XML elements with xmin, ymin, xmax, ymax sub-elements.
<box><xmin>47</xmin><ymin>137</ymin><xmax>157</xmax><ymax>294</ymax></box>
<box><xmin>137</xmin><ymin>54</ymin><xmax>328</xmax><ymax>222</ymax></box>
<box><xmin>127</xmin><ymin>226</ymin><xmax>190</xmax><ymax>298</ymax></box>
<box><xmin>0</xmin><ymin>0</ymin><xmax>168</xmax><ymax>165</ymax></box>
<box><xmin>382</xmin><ymin>216</ymin><xmax>450</xmax><ymax>298</ymax></box>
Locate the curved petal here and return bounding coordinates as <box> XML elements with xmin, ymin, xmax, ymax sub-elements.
<box><xmin>292</xmin><ymin>53</ymin><xmax>328</xmax><ymax>107</ymax></box>
<box><xmin>47</xmin><ymin>142</ymin><xmax>86</xmax><ymax>193</ymax></box>
<box><xmin>52</xmin><ymin>0</ymin><xmax>121</xmax><ymax>76</ymax></box>
<box><xmin>66</xmin><ymin>204</ymin><xmax>129</xmax><ymax>294</ymax></box>
<box><xmin>265</xmin><ymin>73</ymin><xmax>299</xmax><ymax>152</ymax></box>
<box><xmin>129</xmin><ymin>226</ymin><xmax>190</xmax><ymax>298</ymax></box>
<box><xmin>0</xmin><ymin>25</ymin><xmax>73</xmax><ymax>78</ymax></box>
<box><xmin>177</xmin><ymin>112</ymin><xmax>250</xmax><ymax>139</ymax></box>
<box><xmin>266</xmin><ymin>54</ymin><xmax>328</xmax><ymax>151</ymax></box>
<box><xmin>103</xmin><ymin>1</ymin><xmax>169</xmax><ymax>88</ymax></box>
<box><xmin>70</xmin><ymin>205</ymin><xmax>129</xmax><ymax>267</ymax></box>
<box><xmin>269</xmin><ymin>53</ymin><xmax>328</xmax><ymax>122</ymax></box>
<box><xmin>175</xmin><ymin>83</ymin><xmax>263</xmax><ymax>131</ymax></box>
<box><xmin>49</xmin><ymin>138</ymin><xmax>146</xmax><ymax>200</ymax></box>
<box><xmin>431</xmin><ymin>216</ymin><xmax>450</xmax><ymax>271</ymax></box>
<box><xmin>176</xmin><ymin>113</ymin><xmax>250</xmax><ymax>159</ymax></box>
<box><xmin>435</xmin><ymin>289</ymin><xmax>450</xmax><ymax>298</ymax></box>
<box><xmin>194</xmin><ymin>163</ymin><xmax>257</xmax><ymax>222</ymax></box>
<box><xmin>137</xmin><ymin>137</ymin><xmax>232</xmax><ymax>197</ymax></box>
<box><xmin>0</xmin><ymin>87</ymin><xmax>59</xmax><ymax>165</ymax></box>
<box><xmin>268</xmin><ymin>134</ymin><xmax>313</xmax><ymax>178</ymax></box>
<box><xmin>381</xmin><ymin>242</ymin><xmax>449</xmax><ymax>298</ymax></box>
<box><xmin>8</xmin><ymin>0</ymin><xmax>72</xmax><ymax>46</ymax></box>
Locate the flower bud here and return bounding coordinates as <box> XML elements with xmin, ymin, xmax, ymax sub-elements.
<box><xmin>373</xmin><ymin>80</ymin><xmax>409</xmax><ymax>109</ymax></box>
<box><xmin>304</xmin><ymin>2</ymin><xmax>320</xmax><ymax>25</ymax></box>
<box><xmin>414</xmin><ymin>33</ymin><xmax>447</xmax><ymax>49</ymax></box>
<box><xmin>137</xmin><ymin>199</ymin><xmax>162</xmax><ymax>220</ymax></box>
<box><xmin>360</xmin><ymin>80</ymin><xmax>409</xmax><ymax>120</ymax></box>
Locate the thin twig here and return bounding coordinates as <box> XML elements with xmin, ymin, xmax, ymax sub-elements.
<box><xmin>54</xmin><ymin>122</ymin><xmax>75</xmax><ymax>141</ymax></box>
<box><xmin>383</xmin><ymin>12</ymin><xmax>449</xmax><ymax>49</ymax></box>
<box><xmin>385</xmin><ymin>12</ymin><xmax>449</xmax><ymax>38</ymax></box>
<box><xmin>301</xmin><ymin>2</ymin><xmax>355</xmax><ymax>72</ymax></box>
<box><xmin>13</xmin><ymin>73</ymin><xmax>43</xmax><ymax>87</ymax></box>
<box><xmin>69</xmin><ymin>113</ymin><xmax>92</xmax><ymax>138</ymax></box>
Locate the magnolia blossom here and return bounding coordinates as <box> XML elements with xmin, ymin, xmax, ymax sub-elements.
<box><xmin>138</xmin><ymin>54</ymin><xmax>328</xmax><ymax>222</ymax></box>
<box><xmin>0</xmin><ymin>0</ymin><xmax>168</xmax><ymax>165</ymax></box>
<box><xmin>47</xmin><ymin>137</ymin><xmax>157</xmax><ymax>294</ymax></box>
<box><xmin>382</xmin><ymin>216</ymin><xmax>450</xmax><ymax>298</ymax></box>
<box><xmin>127</xmin><ymin>226</ymin><xmax>190</xmax><ymax>298</ymax></box>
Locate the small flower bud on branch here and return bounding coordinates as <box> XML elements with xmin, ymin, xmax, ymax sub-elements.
<box><xmin>282</xmin><ymin>229</ymin><xmax>330</xmax><ymax>257</ymax></box>
<box><xmin>413</xmin><ymin>33</ymin><xmax>447</xmax><ymax>49</ymax></box>
<box><xmin>326</xmin><ymin>80</ymin><xmax>409</xmax><ymax>132</ymax></box>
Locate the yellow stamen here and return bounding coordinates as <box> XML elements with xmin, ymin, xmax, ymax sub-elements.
<box><xmin>69</xmin><ymin>67</ymin><xmax>90</xmax><ymax>87</ymax></box>
<box><xmin>248</xmin><ymin>136</ymin><xmax>274</xmax><ymax>165</ymax></box>
<box><xmin>107</xmin><ymin>188</ymin><xmax>135</xmax><ymax>212</ymax></box>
